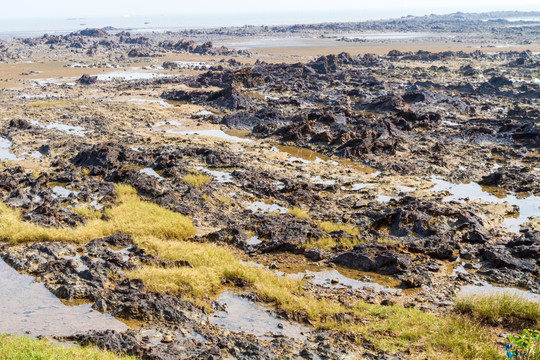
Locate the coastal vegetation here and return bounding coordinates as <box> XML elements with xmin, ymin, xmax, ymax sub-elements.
<box><xmin>0</xmin><ymin>184</ymin><xmax>195</xmax><ymax>244</ymax></box>
<box><xmin>0</xmin><ymin>334</ymin><xmax>134</xmax><ymax>360</ymax></box>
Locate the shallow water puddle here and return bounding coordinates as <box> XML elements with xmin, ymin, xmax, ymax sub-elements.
<box><xmin>0</xmin><ymin>137</ymin><xmax>20</xmax><ymax>161</ymax></box>
<box><xmin>96</xmin><ymin>70</ymin><xmax>173</xmax><ymax>81</ymax></box>
<box><xmin>194</xmin><ymin>166</ymin><xmax>234</xmax><ymax>183</ymax></box>
<box><xmin>33</xmin><ymin>78</ymin><xmax>77</xmax><ymax>86</ymax></box>
<box><xmin>226</xmin><ymin>33</ymin><xmax>435</xmax><ymax>50</ymax></box>
<box><xmin>52</xmin><ymin>186</ymin><xmax>80</xmax><ymax>198</ymax></box>
<box><xmin>197</xmin><ymin>110</ymin><xmax>215</xmax><ymax>116</ymax></box>
<box><xmin>396</xmin><ymin>185</ymin><xmax>416</xmax><ymax>193</ymax></box>
<box><xmin>459</xmin><ymin>282</ymin><xmax>540</xmax><ymax>303</ymax></box>
<box><xmin>377</xmin><ymin>195</ymin><xmax>397</xmax><ymax>203</ymax></box>
<box><xmin>108</xmin><ymin>246</ymin><xmax>133</xmax><ymax>261</ymax></box>
<box><xmin>309</xmin><ymin>176</ymin><xmax>336</xmax><ymax>185</ymax></box>
<box><xmin>140</xmin><ymin>167</ymin><xmax>163</xmax><ymax>179</ymax></box>
<box><xmin>341</xmin><ymin>183</ymin><xmax>372</xmax><ymax>191</ymax></box>
<box><xmin>63</xmin><ymin>254</ymin><xmax>90</xmax><ymax>272</ymax></box>
<box><xmin>31</xmin><ymin>120</ymin><xmax>89</xmax><ymax>137</ymax></box>
<box><xmin>247</xmin><ymin>201</ymin><xmax>288</xmax><ymax>214</ymax></box>
<box><xmin>154</xmin><ymin>121</ymin><xmax>252</xmax><ymax>143</ymax></box>
<box><xmin>211</xmin><ymin>291</ymin><xmax>309</xmax><ymax>341</ymax></box>
<box><xmin>428</xmin><ymin>176</ymin><xmax>540</xmax><ymax>233</ymax></box>
<box><xmin>154</xmin><ymin>120</ymin><xmax>183</xmax><ymax>127</ymax></box>
<box><xmin>162</xmin><ymin>61</ymin><xmax>211</xmax><ymax>70</ymax></box>
<box><xmin>21</xmin><ymin>150</ymin><xmax>43</xmax><ymax>159</ymax></box>
<box><xmin>275</xmin><ymin>145</ymin><xmax>377</xmax><ymax>173</ymax></box>
<box><xmin>441</xmin><ymin>120</ymin><xmax>462</xmax><ymax>127</ymax></box>
<box><xmin>276</xmin><ymin>145</ymin><xmax>327</xmax><ymax>164</ymax></box>
<box><xmin>16</xmin><ymin>93</ymin><xmax>63</xmax><ymax>100</ymax></box>
<box><xmin>0</xmin><ymin>258</ymin><xmax>128</xmax><ymax>336</ymax></box>
<box><xmin>128</xmin><ymin>98</ymin><xmax>173</xmax><ymax>107</ymax></box>
<box><xmin>247</xmin><ymin>236</ymin><xmax>262</xmax><ymax>246</ymax></box>
<box><xmin>174</xmin><ymin>130</ymin><xmax>253</xmax><ymax>143</ymax></box>
<box><xmin>288</xmin><ymin>269</ymin><xmax>400</xmax><ymax>294</ymax></box>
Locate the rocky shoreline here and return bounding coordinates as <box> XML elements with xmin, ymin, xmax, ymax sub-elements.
<box><xmin>0</xmin><ymin>10</ymin><xmax>538</xmax><ymax>360</ymax></box>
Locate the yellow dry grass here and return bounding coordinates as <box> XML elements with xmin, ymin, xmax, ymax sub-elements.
<box><xmin>317</xmin><ymin>220</ymin><xmax>359</xmax><ymax>235</ymax></box>
<box><xmin>182</xmin><ymin>174</ymin><xmax>212</xmax><ymax>188</ymax></box>
<box><xmin>288</xmin><ymin>207</ymin><xmax>311</xmax><ymax>219</ymax></box>
<box><xmin>128</xmin><ymin>236</ymin><xmax>505</xmax><ymax>359</ymax></box>
<box><xmin>0</xmin><ymin>184</ymin><xmax>195</xmax><ymax>244</ymax></box>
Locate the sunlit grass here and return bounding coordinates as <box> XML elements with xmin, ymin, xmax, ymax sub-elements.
<box><xmin>455</xmin><ymin>293</ymin><xmax>540</xmax><ymax>328</ymax></box>
<box><xmin>182</xmin><ymin>174</ymin><xmax>212</xmax><ymax>188</ymax></box>
<box><xmin>129</xmin><ymin>236</ymin><xmax>505</xmax><ymax>359</ymax></box>
<box><xmin>0</xmin><ymin>182</ymin><xmax>507</xmax><ymax>359</ymax></box>
<box><xmin>25</xmin><ymin>101</ymin><xmax>68</xmax><ymax>107</ymax></box>
<box><xmin>0</xmin><ymin>334</ymin><xmax>134</xmax><ymax>360</ymax></box>
<box><xmin>317</xmin><ymin>220</ymin><xmax>359</xmax><ymax>235</ymax></box>
<box><xmin>0</xmin><ymin>184</ymin><xmax>195</xmax><ymax>244</ymax></box>
<box><xmin>304</xmin><ymin>237</ymin><xmax>360</xmax><ymax>249</ymax></box>
<box><xmin>288</xmin><ymin>207</ymin><xmax>311</xmax><ymax>219</ymax></box>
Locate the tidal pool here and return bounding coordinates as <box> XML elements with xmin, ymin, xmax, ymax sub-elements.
<box><xmin>0</xmin><ymin>138</ymin><xmax>20</xmax><ymax>161</ymax></box>
<box><xmin>30</xmin><ymin>120</ymin><xmax>89</xmax><ymax>137</ymax></box>
<box><xmin>211</xmin><ymin>291</ymin><xmax>309</xmax><ymax>341</ymax></box>
<box><xmin>140</xmin><ymin>167</ymin><xmax>163</xmax><ymax>179</ymax></box>
<box><xmin>459</xmin><ymin>282</ymin><xmax>540</xmax><ymax>303</ymax></box>
<box><xmin>0</xmin><ymin>258</ymin><xmax>128</xmax><ymax>337</ymax></box>
<box><xmin>247</xmin><ymin>201</ymin><xmax>288</xmax><ymax>214</ymax></box>
<box><xmin>428</xmin><ymin>176</ymin><xmax>540</xmax><ymax>233</ymax></box>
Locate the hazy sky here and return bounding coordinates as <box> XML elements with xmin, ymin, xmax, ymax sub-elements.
<box><xmin>2</xmin><ymin>0</ymin><xmax>539</xmax><ymax>19</ymax></box>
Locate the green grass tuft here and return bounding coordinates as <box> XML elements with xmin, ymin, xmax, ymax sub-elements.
<box><xmin>128</xmin><ymin>236</ymin><xmax>506</xmax><ymax>359</ymax></box>
<box><xmin>182</xmin><ymin>174</ymin><xmax>212</xmax><ymax>188</ymax></box>
<box><xmin>455</xmin><ymin>293</ymin><xmax>540</xmax><ymax>328</ymax></box>
<box><xmin>0</xmin><ymin>334</ymin><xmax>134</xmax><ymax>359</ymax></box>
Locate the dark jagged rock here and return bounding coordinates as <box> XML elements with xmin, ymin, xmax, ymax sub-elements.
<box><xmin>76</xmin><ymin>28</ymin><xmax>109</xmax><ymax>37</ymax></box>
<box><xmin>331</xmin><ymin>243</ymin><xmax>412</xmax><ymax>275</ymax></box>
<box><xmin>71</xmin><ymin>143</ymin><xmax>134</xmax><ymax>172</ymax></box>
<box><xmin>128</xmin><ymin>48</ymin><xmax>152</xmax><ymax>57</ymax></box>
<box><xmin>77</xmin><ymin>74</ymin><xmax>98</xmax><ymax>85</ymax></box>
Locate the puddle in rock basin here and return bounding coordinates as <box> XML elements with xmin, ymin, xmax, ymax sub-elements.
<box><xmin>140</xmin><ymin>167</ymin><xmax>163</xmax><ymax>179</ymax></box>
<box><xmin>0</xmin><ymin>138</ymin><xmax>20</xmax><ymax>161</ymax></box>
<box><xmin>174</xmin><ymin>130</ymin><xmax>253</xmax><ymax>143</ymax></box>
<box><xmin>428</xmin><ymin>176</ymin><xmax>540</xmax><ymax>233</ymax></box>
<box><xmin>31</xmin><ymin>120</ymin><xmax>89</xmax><ymax>137</ymax></box>
<box><xmin>153</xmin><ymin>121</ymin><xmax>252</xmax><ymax>143</ymax></box>
<box><xmin>128</xmin><ymin>98</ymin><xmax>173</xmax><ymax>107</ymax></box>
<box><xmin>459</xmin><ymin>282</ymin><xmax>540</xmax><ymax>303</ymax></box>
<box><xmin>96</xmin><ymin>71</ymin><xmax>174</xmax><ymax>81</ymax></box>
<box><xmin>275</xmin><ymin>145</ymin><xmax>377</xmax><ymax>173</ymax></box>
<box><xmin>247</xmin><ymin>201</ymin><xmax>288</xmax><ymax>214</ymax></box>
<box><xmin>52</xmin><ymin>186</ymin><xmax>79</xmax><ymax>198</ymax></box>
<box><xmin>0</xmin><ymin>258</ymin><xmax>128</xmax><ymax>336</ymax></box>
<box><xmin>287</xmin><ymin>268</ymin><xmax>400</xmax><ymax>294</ymax></box>
<box><xmin>211</xmin><ymin>291</ymin><xmax>309</xmax><ymax>341</ymax></box>
<box><xmin>194</xmin><ymin>166</ymin><xmax>234</xmax><ymax>183</ymax></box>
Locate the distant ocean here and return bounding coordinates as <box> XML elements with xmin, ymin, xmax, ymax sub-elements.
<box><xmin>0</xmin><ymin>9</ymin><xmax>539</xmax><ymax>40</ymax></box>
<box><xmin>0</xmin><ymin>10</ymin><xmax>404</xmax><ymax>39</ymax></box>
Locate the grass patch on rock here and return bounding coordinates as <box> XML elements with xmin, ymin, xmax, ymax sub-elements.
<box><xmin>455</xmin><ymin>293</ymin><xmax>540</xmax><ymax>328</ymax></box>
<box><xmin>304</xmin><ymin>237</ymin><xmax>360</xmax><ymax>249</ymax></box>
<box><xmin>25</xmin><ymin>100</ymin><xmax>69</xmax><ymax>107</ymax></box>
<box><xmin>0</xmin><ymin>184</ymin><xmax>195</xmax><ymax>244</ymax></box>
<box><xmin>288</xmin><ymin>207</ymin><xmax>311</xmax><ymax>219</ymax></box>
<box><xmin>128</xmin><ymin>235</ymin><xmax>505</xmax><ymax>359</ymax></box>
<box><xmin>182</xmin><ymin>174</ymin><xmax>212</xmax><ymax>188</ymax></box>
<box><xmin>0</xmin><ymin>334</ymin><xmax>134</xmax><ymax>360</ymax></box>
<box><xmin>317</xmin><ymin>220</ymin><xmax>359</xmax><ymax>235</ymax></box>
